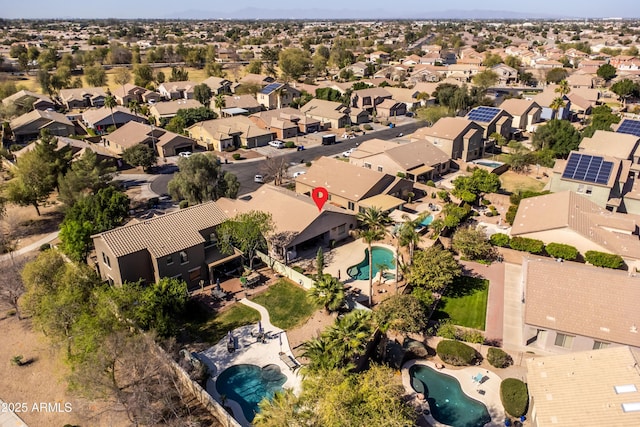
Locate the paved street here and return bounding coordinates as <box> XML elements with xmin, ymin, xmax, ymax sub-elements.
<box><xmin>151</xmin><ymin>120</ymin><xmax>427</xmax><ymax>196</ymax></box>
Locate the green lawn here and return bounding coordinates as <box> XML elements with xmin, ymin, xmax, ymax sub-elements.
<box><xmin>434</xmin><ymin>276</ymin><xmax>489</xmax><ymax>330</ymax></box>
<box><xmin>181</xmin><ymin>301</ymin><xmax>260</xmax><ymax>345</ymax></box>
<box><xmin>251</xmin><ymin>279</ymin><xmax>319</xmax><ymax>330</ymax></box>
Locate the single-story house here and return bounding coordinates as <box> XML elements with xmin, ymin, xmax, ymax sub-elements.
<box><xmin>220</xmin><ymin>94</ymin><xmax>263</xmax><ymax>116</ymax></box>
<box><xmin>187</xmin><ymin>116</ymin><xmax>274</xmax><ymax>151</ymax></box>
<box><xmin>10</xmin><ymin>109</ymin><xmax>75</xmax><ymax>142</ymax></box>
<box><xmin>250</xmin><ymin>108</ymin><xmax>321</xmax><ymax>138</ymax></box>
<box><xmin>216</xmin><ymin>185</ymin><xmax>357</xmax><ymax>261</ymax></box>
<box><xmin>412</xmin><ymin>117</ymin><xmax>485</xmax><ymax>162</ymax></box>
<box><xmin>149</xmin><ymin>99</ymin><xmax>202</xmax><ymax>122</ymax></box>
<box><xmin>101</xmin><ymin>121</ymin><xmax>195</xmax><ymax>158</ymax></box>
<box><xmin>112</xmin><ymin>83</ymin><xmax>161</xmax><ymax>106</ymax></box>
<box><xmin>158</xmin><ymin>81</ymin><xmax>199</xmax><ymax>100</ymax></box>
<box><xmin>232</xmin><ymin>73</ymin><xmax>275</xmax><ymax>93</ymax></box>
<box><xmin>296</xmin><ymin>156</ymin><xmax>413</xmax><ymax>213</ymax></box>
<box><xmin>375</xmin><ymin>99</ymin><xmax>407</xmax><ymax>119</ymax></box>
<box><xmin>59</xmin><ymin>87</ymin><xmax>107</xmax><ymax>109</ymax></box>
<box><xmin>2</xmin><ymin>90</ymin><xmax>55</xmax><ymax>111</ymax></box>
<box><xmin>82</xmin><ymin>106</ymin><xmax>147</xmax><ymax>133</ymax></box>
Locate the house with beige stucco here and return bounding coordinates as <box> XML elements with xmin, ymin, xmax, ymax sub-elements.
<box><xmin>411</xmin><ymin>117</ymin><xmax>485</xmax><ymax>162</ymax></box>
<box><xmin>187</xmin><ymin>116</ymin><xmax>275</xmax><ymax>151</ymax></box>
<box><xmin>498</xmin><ymin>98</ymin><xmax>541</xmax><ymax>131</ymax></box>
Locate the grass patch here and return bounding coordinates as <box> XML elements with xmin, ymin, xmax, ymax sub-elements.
<box><xmin>251</xmin><ymin>279</ymin><xmax>318</xmax><ymax>330</ymax></box>
<box><xmin>180</xmin><ymin>300</ymin><xmax>260</xmax><ymax>345</ymax></box>
<box><xmin>433</xmin><ymin>276</ymin><xmax>489</xmax><ymax>330</ymax></box>
<box><xmin>499</xmin><ymin>171</ymin><xmax>545</xmax><ymax>194</ymax></box>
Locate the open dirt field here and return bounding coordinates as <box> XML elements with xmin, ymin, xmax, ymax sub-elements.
<box><xmin>0</xmin><ymin>315</ymin><xmax>131</xmax><ymax>426</ymax></box>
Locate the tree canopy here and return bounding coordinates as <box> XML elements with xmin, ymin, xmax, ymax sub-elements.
<box><xmin>278</xmin><ymin>48</ymin><xmax>312</xmax><ymax>81</ymax></box>
<box><xmin>121</xmin><ymin>144</ymin><xmax>157</xmax><ymax>171</ymax></box>
<box><xmin>452</xmin><ymin>226</ymin><xmax>495</xmax><ymax>261</ymax></box>
<box><xmin>452</xmin><ymin>168</ymin><xmax>501</xmax><ymax>203</ymax></box>
<box><xmin>531</xmin><ymin>119</ymin><xmax>581</xmax><ymax>158</ymax></box>
<box><xmin>307</xmin><ymin>274</ymin><xmax>345</xmax><ymax>313</ymax></box>
<box><xmin>168</xmin><ymin>153</ymin><xmax>238</xmax><ymax>204</ymax></box>
<box><xmin>164</xmin><ymin>106</ymin><xmax>216</xmax><ymax>134</ymax></box>
<box><xmin>217</xmin><ymin>210</ymin><xmax>274</xmax><ymax>269</ymax></box>
<box><xmin>58</xmin><ymin>149</ymin><xmax>116</xmax><ymax>206</ymax></box>
<box><xmin>407</xmin><ymin>246</ymin><xmax>461</xmax><ymax>292</ymax></box>
<box><xmin>193</xmin><ymin>83</ymin><xmax>213</xmax><ymax>107</ymax></box>
<box><xmin>596</xmin><ymin>63</ymin><xmax>616</xmax><ymax>81</ymax></box>
<box><xmin>374</xmin><ymin>293</ymin><xmax>429</xmax><ymax>334</ymax></box>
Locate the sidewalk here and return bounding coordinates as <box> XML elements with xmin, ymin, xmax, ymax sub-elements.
<box><xmin>0</xmin><ymin>400</ymin><xmax>28</xmax><ymax>427</ymax></box>
<box><xmin>0</xmin><ymin>231</ymin><xmax>59</xmax><ymax>263</ymax></box>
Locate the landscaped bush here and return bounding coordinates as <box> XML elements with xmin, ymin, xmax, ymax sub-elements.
<box><xmin>305</xmin><ymin>161</ymin><xmax>312</xmax><ymax>167</ymax></box>
<box><xmin>487</xmin><ymin>347</ymin><xmax>512</xmax><ymax>368</ymax></box>
<box><xmin>436</xmin><ymin>339</ymin><xmax>479</xmax><ymax>366</ymax></box>
<box><xmin>490</xmin><ymin>233</ymin><xmax>510</xmax><ymax>247</ymax></box>
<box><xmin>509</xmin><ymin>237</ymin><xmax>545</xmax><ymax>254</ymax></box>
<box><xmin>39</xmin><ymin>243</ymin><xmax>51</xmax><ymax>251</ymax></box>
<box><xmin>232</xmin><ymin>153</ymin><xmax>242</xmax><ymax>160</ymax></box>
<box><xmin>545</xmin><ymin>243</ymin><xmax>578</xmax><ymax>261</ymax></box>
<box><xmin>505</xmin><ymin>204</ymin><xmax>518</xmax><ymax>225</ymax></box>
<box><xmin>426</xmin><ymin>180</ymin><xmax>435</xmax><ymax>187</ymax></box>
<box><xmin>363</xmin><ymin>124</ymin><xmax>373</xmax><ymax>131</ymax></box>
<box><xmin>460</xmin><ymin>329</ymin><xmax>484</xmax><ymax>344</ymax></box>
<box><xmin>284</xmin><ymin>141</ymin><xmax>296</xmax><ymax>148</ymax></box>
<box><xmin>584</xmin><ymin>251</ymin><xmax>624</xmax><ymax>269</ymax></box>
<box><xmin>500</xmin><ymin>378</ymin><xmax>529</xmax><ymax>417</ymax></box>
<box><xmin>481</xmin><ymin>198</ymin><xmax>491</xmax><ymax>206</ymax></box>
<box><xmin>397</xmin><ymin>172</ymin><xmax>406</xmax><ymax>178</ymax></box>
<box><xmin>436</xmin><ymin>321</ymin><xmax>457</xmax><ymax>340</ymax></box>
<box><xmin>179</xmin><ymin>200</ymin><xmax>189</xmax><ymax>209</ymax></box>
<box><xmin>351</xmin><ymin>126</ymin><xmax>361</xmax><ymax>132</ymax></box>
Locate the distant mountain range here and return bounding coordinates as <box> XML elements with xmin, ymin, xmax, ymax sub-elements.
<box><xmin>165</xmin><ymin>8</ymin><xmax>572</xmax><ymax>20</ymax></box>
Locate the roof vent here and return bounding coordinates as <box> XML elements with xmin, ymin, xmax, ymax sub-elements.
<box><xmin>631</xmin><ymin>324</ymin><xmax>638</xmax><ymax>333</ymax></box>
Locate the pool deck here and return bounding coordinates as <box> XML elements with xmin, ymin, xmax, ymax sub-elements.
<box><xmin>402</xmin><ymin>359</ymin><xmax>506</xmax><ymax>427</ymax></box>
<box><xmin>324</xmin><ymin>240</ymin><xmax>398</xmax><ymax>303</ymax></box>
<box><xmin>197</xmin><ymin>299</ymin><xmax>302</xmax><ymax>427</ymax></box>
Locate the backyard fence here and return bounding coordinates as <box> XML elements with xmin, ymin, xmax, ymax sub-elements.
<box><xmin>256</xmin><ymin>251</ymin><xmax>316</xmax><ymax>290</ymax></box>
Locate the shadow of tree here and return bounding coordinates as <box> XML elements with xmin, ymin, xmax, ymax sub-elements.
<box><xmin>446</xmin><ymin>276</ymin><xmax>488</xmax><ymax>298</ymax></box>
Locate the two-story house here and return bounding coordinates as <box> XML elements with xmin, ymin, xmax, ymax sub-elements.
<box><xmin>413</xmin><ymin>117</ymin><xmax>485</xmax><ymax>162</ymax></box>
<box><xmin>256</xmin><ymin>83</ymin><xmax>301</xmax><ymax>110</ymax></box>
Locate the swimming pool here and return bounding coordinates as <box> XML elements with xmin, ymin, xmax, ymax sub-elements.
<box><xmin>409</xmin><ymin>365</ymin><xmax>491</xmax><ymax>427</ymax></box>
<box><xmin>215</xmin><ymin>364</ymin><xmax>286</xmax><ymax>422</ymax></box>
<box><xmin>419</xmin><ymin>214</ymin><xmax>434</xmax><ymax>227</ymax></box>
<box><xmin>474</xmin><ymin>160</ymin><xmax>504</xmax><ymax>168</ymax></box>
<box><xmin>347</xmin><ymin>246</ymin><xmax>395</xmax><ymax>280</ymax></box>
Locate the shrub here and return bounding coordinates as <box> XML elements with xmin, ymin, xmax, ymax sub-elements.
<box><xmin>305</xmin><ymin>161</ymin><xmax>312</xmax><ymax>167</ymax></box>
<box><xmin>397</xmin><ymin>172</ymin><xmax>406</xmax><ymax>178</ymax></box>
<box><xmin>460</xmin><ymin>329</ymin><xmax>485</xmax><ymax>344</ymax></box>
<box><xmin>487</xmin><ymin>347</ymin><xmax>512</xmax><ymax>368</ymax></box>
<box><xmin>351</xmin><ymin>126</ymin><xmax>361</xmax><ymax>132</ymax></box>
<box><xmin>489</xmin><ymin>205</ymin><xmax>498</xmax><ymax>215</ymax></box>
<box><xmin>179</xmin><ymin>200</ymin><xmax>189</xmax><ymax>209</ymax></box>
<box><xmin>500</xmin><ymin>378</ymin><xmax>529</xmax><ymax>417</ymax></box>
<box><xmin>284</xmin><ymin>141</ymin><xmax>296</xmax><ymax>148</ymax></box>
<box><xmin>437</xmin><ymin>190</ymin><xmax>450</xmax><ymax>202</ymax></box>
<box><xmin>490</xmin><ymin>233</ymin><xmax>510</xmax><ymax>247</ymax></box>
<box><xmin>232</xmin><ymin>153</ymin><xmax>242</xmax><ymax>160</ymax></box>
<box><xmin>505</xmin><ymin>204</ymin><xmax>518</xmax><ymax>225</ymax></box>
<box><xmin>481</xmin><ymin>198</ymin><xmax>491</xmax><ymax>205</ymax></box>
<box><xmin>436</xmin><ymin>321</ymin><xmax>458</xmax><ymax>339</ymax></box>
<box><xmin>363</xmin><ymin>124</ymin><xmax>373</xmax><ymax>131</ymax></box>
<box><xmin>426</xmin><ymin>180</ymin><xmax>435</xmax><ymax>187</ymax></box>
<box><xmin>39</xmin><ymin>243</ymin><xmax>51</xmax><ymax>251</ymax></box>
<box><xmin>509</xmin><ymin>236</ymin><xmax>545</xmax><ymax>254</ymax></box>
<box><xmin>436</xmin><ymin>339</ymin><xmax>479</xmax><ymax>366</ymax></box>
<box><xmin>10</xmin><ymin>355</ymin><xmax>24</xmax><ymax>366</ymax></box>
<box><xmin>584</xmin><ymin>251</ymin><xmax>624</xmax><ymax>269</ymax></box>
<box><xmin>545</xmin><ymin>243</ymin><xmax>578</xmax><ymax>261</ymax></box>
<box><xmin>292</xmin><ymin>266</ymin><xmax>304</xmax><ymax>274</ymax></box>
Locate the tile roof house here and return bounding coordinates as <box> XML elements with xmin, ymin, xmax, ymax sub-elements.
<box><xmin>187</xmin><ymin>116</ymin><xmax>274</xmax><ymax>151</ymax></box>
<box><xmin>527</xmin><ymin>346</ymin><xmax>640</xmax><ymax>426</ymax></box>
<box><xmin>465</xmin><ymin>106</ymin><xmax>513</xmax><ymax>140</ymax></box>
<box><xmin>490</xmin><ymin>64</ymin><xmax>518</xmax><ymax>85</ymax></box>
<box><xmin>510</xmin><ymin>191</ymin><xmax>640</xmax><ymax>267</ymax></box>
<box><xmin>59</xmin><ymin>87</ymin><xmax>107</xmax><ymax>109</ymax></box>
<box><xmin>233</xmin><ymin>73</ymin><xmax>275</xmax><ymax>93</ymax></box>
<box><xmin>531</xmin><ymin>87</ymin><xmax>572</xmax><ymax>120</ymax></box>
<box><xmin>92</xmin><ymin>201</ymin><xmax>241</xmax><ymax>289</ymax></box>
<box><xmin>112</xmin><ymin>83</ymin><xmax>161</xmax><ymax>106</ymax></box>
<box><xmin>349</xmin><ymin>139</ymin><xmax>451</xmax><ymax>182</ymax></box>
<box><xmin>2</xmin><ymin>89</ymin><xmax>55</xmax><ymax>111</ymax></box>
<box><xmin>216</xmin><ymin>185</ymin><xmax>357</xmax><ymax>261</ymax></box>
<box><xmin>219</xmin><ymin>94</ymin><xmax>263</xmax><ymax>116</ymax></box>
<box><xmin>256</xmin><ymin>83</ymin><xmax>301</xmax><ymax>110</ymax></box>
<box><xmin>82</xmin><ymin>106</ymin><xmax>147</xmax><ymax>133</ymax></box>
<box><xmin>202</xmin><ymin>76</ymin><xmax>233</xmax><ymax>95</ymax></box>
<box><xmin>101</xmin><ymin>121</ymin><xmax>195</xmax><ymax>158</ymax></box>
<box><xmin>522</xmin><ymin>257</ymin><xmax>640</xmax><ymax>353</ymax></box>
<box><xmin>300</xmin><ymin>99</ymin><xmax>351</xmax><ymax>130</ymax></box>
<box><xmin>350</xmin><ymin>87</ymin><xmax>392</xmax><ymax>113</ymax></box>
<box><xmin>149</xmin><ymin>99</ymin><xmax>202</xmax><ymax>122</ymax></box>
<box><xmin>250</xmin><ymin>108</ymin><xmax>321</xmax><ymax>139</ymax></box>
<box><xmin>412</xmin><ymin>117</ymin><xmax>485</xmax><ymax>162</ymax></box>
<box><xmin>10</xmin><ymin>109</ymin><xmax>75</xmax><ymax>142</ymax></box>
<box><xmin>498</xmin><ymin>98</ymin><xmax>542</xmax><ymax>131</ymax></box>
<box><xmin>157</xmin><ymin>81</ymin><xmax>199</xmax><ymax>100</ymax></box>
<box><xmin>295</xmin><ymin>156</ymin><xmax>413</xmax><ymax>213</ymax></box>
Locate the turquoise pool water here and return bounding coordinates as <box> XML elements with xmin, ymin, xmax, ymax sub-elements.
<box><xmin>215</xmin><ymin>364</ymin><xmax>286</xmax><ymax>422</ymax></box>
<box><xmin>347</xmin><ymin>246</ymin><xmax>395</xmax><ymax>280</ymax></box>
<box><xmin>419</xmin><ymin>214</ymin><xmax>434</xmax><ymax>227</ymax></box>
<box><xmin>409</xmin><ymin>365</ymin><xmax>491</xmax><ymax>427</ymax></box>
<box><xmin>475</xmin><ymin>160</ymin><xmax>503</xmax><ymax>168</ymax></box>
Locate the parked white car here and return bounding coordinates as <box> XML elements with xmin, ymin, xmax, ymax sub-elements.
<box><xmin>342</xmin><ymin>148</ymin><xmax>356</xmax><ymax>157</ymax></box>
<box><xmin>254</xmin><ymin>174</ymin><xmax>265</xmax><ymax>183</ymax></box>
<box><xmin>268</xmin><ymin>140</ymin><xmax>285</xmax><ymax>149</ymax></box>
<box><xmin>178</xmin><ymin>151</ymin><xmax>192</xmax><ymax>158</ymax></box>
<box><xmin>293</xmin><ymin>171</ymin><xmax>306</xmax><ymax>178</ymax></box>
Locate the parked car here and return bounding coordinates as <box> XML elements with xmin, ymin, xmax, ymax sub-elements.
<box><xmin>178</xmin><ymin>151</ymin><xmax>192</xmax><ymax>158</ymax></box>
<box><xmin>293</xmin><ymin>171</ymin><xmax>306</xmax><ymax>178</ymax></box>
<box><xmin>254</xmin><ymin>174</ymin><xmax>264</xmax><ymax>183</ymax></box>
<box><xmin>342</xmin><ymin>148</ymin><xmax>356</xmax><ymax>157</ymax></box>
<box><xmin>269</xmin><ymin>140</ymin><xmax>285</xmax><ymax>149</ymax></box>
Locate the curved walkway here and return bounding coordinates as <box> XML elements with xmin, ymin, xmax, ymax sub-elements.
<box><xmin>0</xmin><ymin>231</ymin><xmax>59</xmax><ymax>263</ymax></box>
<box><xmin>197</xmin><ymin>299</ymin><xmax>302</xmax><ymax>427</ymax></box>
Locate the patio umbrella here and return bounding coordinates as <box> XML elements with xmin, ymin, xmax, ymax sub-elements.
<box><xmin>216</xmin><ymin>278</ymin><xmax>221</xmax><ymax>290</ymax></box>
<box><xmin>258</xmin><ymin>321</ymin><xmax>263</xmax><ymax>333</ymax></box>
<box><xmin>279</xmin><ymin>333</ymin><xmax>282</xmax><ymax>351</ymax></box>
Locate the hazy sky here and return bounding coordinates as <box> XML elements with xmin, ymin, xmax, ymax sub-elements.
<box><xmin>2</xmin><ymin>0</ymin><xmax>639</xmax><ymax>19</ymax></box>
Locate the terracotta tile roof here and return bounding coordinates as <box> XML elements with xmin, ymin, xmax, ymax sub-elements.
<box><xmin>93</xmin><ymin>201</ymin><xmax>228</xmax><ymax>258</ymax></box>
<box><xmin>524</xmin><ymin>256</ymin><xmax>640</xmax><ymax>347</ymax></box>
<box><xmin>527</xmin><ymin>346</ymin><xmax>640</xmax><ymax>426</ymax></box>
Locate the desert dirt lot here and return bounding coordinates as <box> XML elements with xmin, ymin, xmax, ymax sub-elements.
<box><xmin>0</xmin><ymin>314</ymin><xmax>131</xmax><ymax>426</ymax></box>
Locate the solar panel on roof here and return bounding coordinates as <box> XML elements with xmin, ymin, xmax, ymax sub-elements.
<box><xmin>260</xmin><ymin>83</ymin><xmax>282</xmax><ymax>94</ymax></box>
<box><xmin>616</xmin><ymin>119</ymin><xmax>640</xmax><ymax>137</ymax></box>
<box><xmin>561</xmin><ymin>152</ymin><xmax>614</xmax><ymax>185</ymax></box>
<box><xmin>467</xmin><ymin>106</ymin><xmax>500</xmax><ymax>122</ymax></box>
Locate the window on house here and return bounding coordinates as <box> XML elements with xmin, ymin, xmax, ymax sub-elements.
<box><xmin>180</xmin><ymin>251</ymin><xmax>188</xmax><ymax>264</ymax></box>
<box><xmin>585</xmin><ymin>186</ymin><xmax>593</xmax><ymax>195</ymax></box>
<box><xmin>107</xmin><ymin>276</ymin><xmax>114</xmax><ymax>286</ymax></box>
<box><xmin>593</xmin><ymin>341</ymin><xmax>610</xmax><ymax>350</ymax></box>
<box><xmin>377</xmin><ymin>166</ymin><xmax>383</xmax><ymax>172</ymax></box>
<box><xmin>364</xmin><ymin>163</ymin><xmax>372</xmax><ymax>169</ymax></box>
<box><xmin>205</xmin><ymin>232</ymin><xmax>217</xmax><ymax>247</ymax></box>
<box><xmin>166</xmin><ymin>255</ymin><xmax>173</xmax><ymax>265</ymax></box>
<box><xmin>554</xmin><ymin>333</ymin><xmax>574</xmax><ymax>348</ymax></box>
<box><xmin>348</xmin><ymin>201</ymin><xmax>355</xmax><ymax>210</ymax></box>
<box><xmin>102</xmin><ymin>252</ymin><xmax>111</xmax><ymax>268</ymax></box>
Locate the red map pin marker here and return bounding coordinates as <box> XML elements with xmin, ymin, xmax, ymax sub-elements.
<box><xmin>311</xmin><ymin>187</ymin><xmax>329</xmax><ymax>211</ymax></box>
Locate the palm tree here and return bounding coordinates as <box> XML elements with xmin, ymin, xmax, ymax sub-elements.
<box><xmin>254</xmin><ymin>389</ymin><xmax>302</xmax><ymax>426</ymax></box>
<box><xmin>549</xmin><ymin>96</ymin><xmax>566</xmax><ymax>120</ymax></box>
<box><xmin>127</xmin><ymin>100</ymin><xmax>141</xmax><ymax>117</ymax></box>
<box><xmin>555</xmin><ymin>79</ymin><xmax>570</xmax><ymax>96</ymax></box>
<box><xmin>103</xmin><ymin>92</ymin><xmax>117</xmax><ymax>130</ymax></box>
<box><xmin>357</xmin><ymin>207</ymin><xmax>391</xmax><ymax>306</ymax></box>
<box><xmin>325</xmin><ymin>310</ymin><xmax>373</xmax><ymax>364</ymax></box>
<box><xmin>307</xmin><ymin>275</ymin><xmax>345</xmax><ymax>313</ymax></box>
<box><xmin>301</xmin><ymin>337</ymin><xmax>341</xmax><ymax>373</ymax></box>
<box><xmin>214</xmin><ymin>93</ymin><xmax>226</xmax><ymax>113</ymax></box>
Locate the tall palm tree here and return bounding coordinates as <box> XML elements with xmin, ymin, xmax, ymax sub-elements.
<box><xmin>357</xmin><ymin>207</ymin><xmax>391</xmax><ymax>306</ymax></box>
<box><xmin>325</xmin><ymin>309</ymin><xmax>373</xmax><ymax>364</ymax></box>
<box><xmin>301</xmin><ymin>337</ymin><xmax>341</xmax><ymax>373</ymax></box>
<box><xmin>307</xmin><ymin>275</ymin><xmax>345</xmax><ymax>314</ymax></box>
<box><xmin>549</xmin><ymin>96</ymin><xmax>566</xmax><ymax>121</ymax></box>
<box><xmin>103</xmin><ymin>92</ymin><xmax>117</xmax><ymax>130</ymax></box>
<box><xmin>214</xmin><ymin>93</ymin><xmax>226</xmax><ymax>113</ymax></box>
<box><xmin>127</xmin><ymin>100</ymin><xmax>141</xmax><ymax>117</ymax></box>
<box><xmin>555</xmin><ymin>79</ymin><xmax>570</xmax><ymax>96</ymax></box>
<box><xmin>254</xmin><ymin>388</ymin><xmax>302</xmax><ymax>426</ymax></box>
